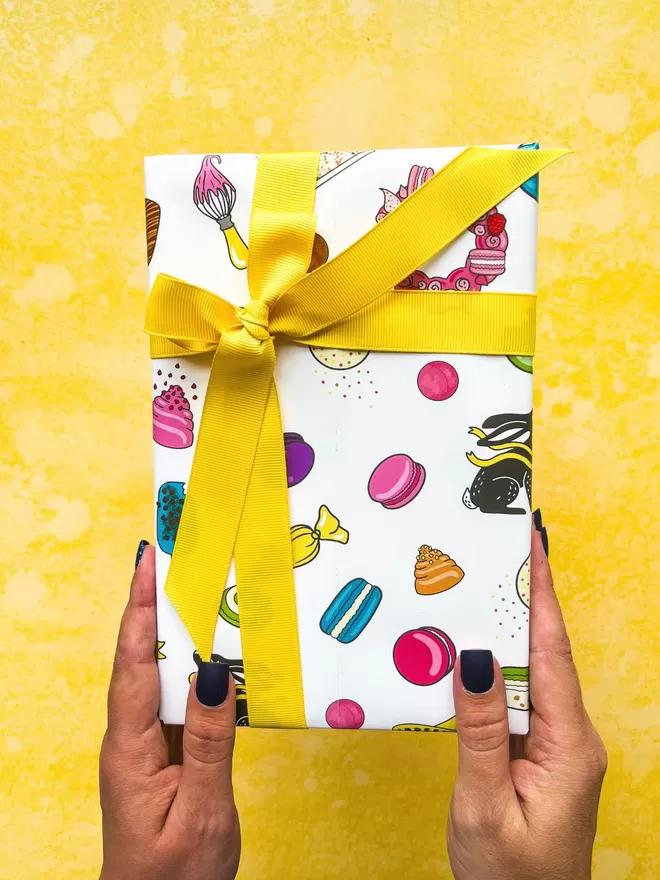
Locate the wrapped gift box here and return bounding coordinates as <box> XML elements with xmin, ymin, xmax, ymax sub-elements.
<box><xmin>145</xmin><ymin>145</ymin><xmax>550</xmax><ymax>733</ymax></box>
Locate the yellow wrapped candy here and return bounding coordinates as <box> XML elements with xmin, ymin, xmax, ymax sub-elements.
<box><xmin>291</xmin><ymin>504</ymin><xmax>349</xmax><ymax>568</ymax></box>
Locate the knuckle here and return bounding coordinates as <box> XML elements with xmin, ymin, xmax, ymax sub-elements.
<box><xmin>184</xmin><ymin>716</ymin><xmax>234</xmax><ymax>765</ymax></box>
<box><xmin>99</xmin><ymin>734</ymin><xmax>118</xmax><ymax>784</ymax></box>
<box><xmin>590</xmin><ymin>733</ymin><xmax>608</xmax><ymax>777</ymax></box>
<box><xmin>112</xmin><ymin>640</ymin><xmax>153</xmax><ymax>674</ymax></box>
<box><xmin>111</xmin><ymin>642</ymin><xmax>133</xmax><ymax>674</ymax></box>
<box><xmin>174</xmin><ymin>798</ymin><xmax>237</xmax><ymax>845</ymax></box>
<box><xmin>98</xmin><ymin>764</ymin><xmax>113</xmax><ymax>800</ymax></box>
<box><xmin>553</xmin><ymin>630</ymin><xmax>574</xmax><ymax>662</ymax></box>
<box><xmin>459</xmin><ymin>709</ymin><xmax>509</xmax><ymax>753</ymax></box>
<box><xmin>207</xmin><ymin>805</ymin><xmax>239</xmax><ymax>842</ymax></box>
<box><xmin>99</xmin><ymin>729</ymin><xmax>161</xmax><ymax>800</ymax></box>
<box><xmin>450</xmin><ymin>793</ymin><xmax>480</xmax><ymax>835</ymax></box>
<box><xmin>530</xmin><ymin>631</ymin><xmax>576</xmax><ymax>669</ymax></box>
<box><xmin>99</xmin><ymin>755</ymin><xmax>112</xmax><ymax>790</ymax></box>
<box><xmin>194</xmin><ymin>818</ymin><xmax>225</xmax><ymax>849</ymax></box>
<box><xmin>98</xmin><ymin>739</ymin><xmax>131</xmax><ymax>799</ymax></box>
<box><xmin>100</xmin><ymin>724</ymin><xmax>151</xmax><ymax>763</ymax></box>
<box><xmin>573</xmin><ymin>718</ymin><xmax>608</xmax><ymax>780</ymax></box>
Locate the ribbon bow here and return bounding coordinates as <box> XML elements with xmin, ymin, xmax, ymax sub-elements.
<box><xmin>146</xmin><ymin>147</ymin><xmax>567</xmax><ymax>727</ymax></box>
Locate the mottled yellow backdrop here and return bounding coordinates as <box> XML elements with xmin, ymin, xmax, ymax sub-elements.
<box><xmin>2</xmin><ymin>1</ymin><xmax>659</xmax><ymax>878</ymax></box>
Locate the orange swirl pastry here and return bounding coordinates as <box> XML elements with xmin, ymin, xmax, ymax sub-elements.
<box><xmin>415</xmin><ymin>545</ymin><xmax>464</xmax><ymax>595</ymax></box>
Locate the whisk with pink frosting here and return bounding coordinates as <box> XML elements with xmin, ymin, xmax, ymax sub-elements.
<box><xmin>193</xmin><ymin>155</ymin><xmax>248</xmax><ymax>270</ymax></box>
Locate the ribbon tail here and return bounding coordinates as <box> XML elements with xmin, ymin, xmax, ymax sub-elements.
<box><xmin>164</xmin><ymin>332</ymin><xmax>275</xmax><ymax>661</ymax></box>
<box><xmin>234</xmin><ymin>380</ymin><xmax>306</xmax><ymax>728</ymax></box>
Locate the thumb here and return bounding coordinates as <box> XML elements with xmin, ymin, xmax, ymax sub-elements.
<box><xmin>176</xmin><ymin>662</ymin><xmax>237</xmax><ymax>814</ymax></box>
<box><xmin>453</xmin><ymin>651</ymin><xmax>513</xmax><ymax>797</ymax></box>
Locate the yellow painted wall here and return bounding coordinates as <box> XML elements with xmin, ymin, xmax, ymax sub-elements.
<box><xmin>2</xmin><ymin>1</ymin><xmax>659</xmax><ymax>878</ymax></box>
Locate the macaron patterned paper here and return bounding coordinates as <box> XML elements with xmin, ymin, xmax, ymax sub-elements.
<box><xmin>147</xmin><ymin>146</ymin><xmax>536</xmax><ymax>732</ymax></box>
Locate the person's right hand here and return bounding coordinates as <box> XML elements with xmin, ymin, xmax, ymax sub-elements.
<box><xmin>447</xmin><ymin>517</ymin><xmax>607</xmax><ymax>880</ymax></box>
<box><xmin>99</xmin><ymin>543</ymin><xmax>241</xmax><ymax>880</ymax></box>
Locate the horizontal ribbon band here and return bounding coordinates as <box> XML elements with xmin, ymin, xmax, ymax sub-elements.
<box><xmin>302</xmin><ymin>291</ymin><xmax>536</xmax><ymax>357</ymax></box>
<box><xmin>149</xmin><ymin>283</ymin><xmax>536</xmax><ymax>359</ymax></box>
<box><xmin>146</xmin><ymin>146</ymin><xmax>566</xmax><ymax>728</ymax></box>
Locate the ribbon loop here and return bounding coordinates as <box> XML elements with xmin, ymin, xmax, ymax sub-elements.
<box><xmin>247</xmin><ymin>153</ymin><xmax>321</xmax><ymax>305</ymax></box>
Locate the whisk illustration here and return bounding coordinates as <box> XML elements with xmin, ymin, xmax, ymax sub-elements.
<box><xmin>193</xmin><ymin>155</ymin><xmax>248</xmax><ymax>270</ymax></box>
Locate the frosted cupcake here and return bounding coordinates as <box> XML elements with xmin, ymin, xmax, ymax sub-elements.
<box><xmin>153</xmin><ymin>385</ymin><xmax>194</xmax><ymax>449</ymax></box>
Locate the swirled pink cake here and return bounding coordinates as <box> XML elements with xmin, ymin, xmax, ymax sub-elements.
<box><xmin>152</xmin><ymin>385</ymin><xmax>194</xmax><ymax>449</ymax></box>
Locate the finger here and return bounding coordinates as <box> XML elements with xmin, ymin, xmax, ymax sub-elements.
<box><xmin>529</xmin><ymin>525</ymin><xmax>585</xmax><ymax>731</ymax></box>
<box><xmin>453</xmin><ymin>651</ymin><xmax>515</xmax><ymax>799</ymax></box>
<box><xmin>176</xmin><ymin>663</ymin><xmax>237</xmax><ymax>813</ymax></box>
<box><xmin>106</xmin><ymin>543</ymin><xmax>165</xmax><ymax>756</ymax></box>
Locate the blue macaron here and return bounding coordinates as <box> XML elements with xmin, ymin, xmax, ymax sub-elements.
<box><xmin>320</xmin><ymin>578</ymin><xmax>382</xmax><ymax>644</ymax></box>
<box><xmin>156</xmin><ymin>481</ymin><xmax>185</xmax><ymax>555</ymax></box>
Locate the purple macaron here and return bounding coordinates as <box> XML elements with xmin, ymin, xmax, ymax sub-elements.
<box><xmin>284</xmin><ymin>433</ymin><xmax>315</xmax><ymax>487</ymax></box>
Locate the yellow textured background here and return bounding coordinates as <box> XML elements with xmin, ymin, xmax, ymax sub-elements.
<box><xmin>2</xmin><ymin>1</ymin><xmax>659</xmax><ymax>878</ymax></box>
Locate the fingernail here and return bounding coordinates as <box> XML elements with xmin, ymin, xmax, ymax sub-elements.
<box><xmin>541</xmin><ymin>526</ymin><xmax>549</xmax><ymax>558</ymax></box>
<box><xmin>533</xmin><ymin>508</ymin><xmax>543</xmax><ymax>531</ymax></box>
<box><xmin>135</xmin><ymin>540</ymin><xmax>149</xmax><ymax>570</ymax></box>
<box><xmin>460</xmin><ymin>650</ymin><xmax>494</xmax><ymax>694</ymax></box>
<box><xmin>196</xmin><ymin>662</ymin><xmax>230</xmax><ymax>708</ymax></box>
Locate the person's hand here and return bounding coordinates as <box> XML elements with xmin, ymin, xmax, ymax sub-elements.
<box><xmin>447</xmin><ymin>516</ymin><xmax>607</xmax><ymax>880</ymax></box>
<box><xmin>99</xmin><ymin>543</ymin><xmax>241</xmax><ymax>880</ymax></box>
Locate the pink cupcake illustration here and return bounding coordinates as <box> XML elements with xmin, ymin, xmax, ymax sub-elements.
<box><xmin>153</xmin><ymin>385</ymin><xmax>194</xmax><ymax>449</ymax></box>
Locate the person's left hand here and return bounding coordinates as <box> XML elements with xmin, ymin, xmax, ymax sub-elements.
<box><xmin>99</xmin><ymin>543</ymin><xmax>241</xmax><ymax>880</ymax></box>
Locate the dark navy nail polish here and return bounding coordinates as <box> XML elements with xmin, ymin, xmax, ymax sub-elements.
<box><xmin>541</xmin><ymin>526</ymin><xmax>549</xmax><ymax>558</ymax></box>
<box><xmin>135</xmin><ymin>540</ymin><xmax>149</xmax><ymax>569</ymax></box>
<box><xmin>196</xmin><ymin>662</ymin><xmax>230</xmax><ymax>707</ymax></box>
<box><xmin>460</xmin><ymin>650</ymin><xmax>494</xmax><ymax>694</ymax></box>
<box><xmin>533</xmin><ymin>508</ymin><xmax>543</xmax><ymax>531</ymax></box>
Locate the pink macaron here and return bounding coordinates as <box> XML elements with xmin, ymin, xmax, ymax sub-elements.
<box><xmin>393</xmin><ymin>627</ymin><xmax>457</xmax><ymax>686</ymax></box>
<box><xmin>406</xmin><ymin>164</ymin><xmax>434</xmax><ymax>194</ymax></box>
<box><xmin>368</xmin><ymin>453</ymin><xmax>426</xmax><ymax>509</ymax></box>
<box><xmin>467</xmin><ymin>248</ymin><xmax>506</xmax><ymax>276</ymax></box>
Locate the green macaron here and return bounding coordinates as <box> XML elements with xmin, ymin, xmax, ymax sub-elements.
<box><xmin>219</xmin><ymin>584</ymin><xmax>240</xmax><ymax>627</ymax></box>
<box><xmin>508</xmin><ymin>355</ymin><xmax>533</xmax><ymax>373</ymax></box>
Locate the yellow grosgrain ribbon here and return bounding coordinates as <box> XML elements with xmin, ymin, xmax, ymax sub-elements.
<box><xmin>146</xmin><ymin>146</ymin><xmax>568</xmax><ymax>728</ymax></box>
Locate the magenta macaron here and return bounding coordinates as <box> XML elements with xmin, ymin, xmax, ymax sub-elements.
<box><xmin>393</xmin><ymin>627</ymin><xmax>456</xmax><ymax>686</ymax></box>
<box><xmin>368</xmin><ymin>453</ymin><xmax>426</xmax><ymax>509</ymax></box>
